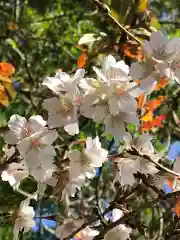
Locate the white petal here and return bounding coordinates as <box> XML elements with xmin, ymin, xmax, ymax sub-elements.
<box><xmin>103</xmin><ymin>55</ymin><xmax>116</xmax><ymax>72</ymax></box>
<box><xmin>140</xmin><ymin>76</ymin><xmax>156</xmax><ymax>94</ymax></box>
<box><xmin>112</xmin><ymin>209</ymin><xmax>123</xmax><ymax>222</ymax></box>
<box><xmin>80</xmin><ymin>105</ymin><xmax>95</xmax><ymax>119</ymax></box>
<box><xmin>109</xmin><ymin>96</ymin><xmax>119</xmax><ymax>116</ymax></box>
<box><xmin>42</xmin><ymin>97</ymin><xmax>60</xmax><ymax>113</ymax></box>
<box><xmin>150</xmin><ymin>31</ymin><xmax>167</xmax><ymax>50</ymax></box>
<box><xmin>120</xmin><ymin>161</ymin><xmax>136</xmax><ymax>186</ymax></box>
<box><xmin>104</xmin><ymin>115</ymin><xmax>126</xmax><ymax>142</ymax></box>
<box><xmin>82</xmin><ymin>90</ymin><xmax>99</xmax><ymax>106</ymax></box>
<box><xmin>72</xmin><ymin>69</ymin><xmax>85</xmax><ymax>84</ymax></box>
<box><xmin>68</xmin><ymin>150</ymin><xmax>81</xmax><ymax>163</ymax></box>
<box><xmin>17</xmin><ymin>137</ymin><xmax>32</xmax><ymax>157</ymax></box>
<box><xmin>118</xmin><ymin>93</ymin><xmax>137</xmax><ymax>113</ymax></box>
<box><xmin>7</xmin><ymin>114</ymin><xmax>27</xmax><ymax>142</ymax></box>
<box><xmin>129</xmin><ymin>62</ymin><xmax>146</xmax><ymax>80</ymax></box>
<box><xmin>124</xmin><ymin>112</ymin><xmax>139</xmax><ymax>126</ymax></box>
<box><xmin>113</xmin><ymin>60</ymin><xmax>129</xmax><ymax>76</ymax></box>
<box><xmin>143</xmin><ymin>40</ymin><xmax>153</xmax><ymax>54</ymax></box>
<box><xmin>29</xmin><ymin>115</ymin><xmax>46</xmax><ymax>133</ymax></box>
<box><xmin>4</xmin><ymin>131</ymin><xmax>19</xmax><ymax>145</ymax></box>
<box><xmin>6</xmin><ymin>146</ymin><xmax>15</xmax><ymax>158</ymax></box>
<box><xmin>25</xmin><ymin>149</ymin><xmax>40</xmax><ymax>169</ymax></box>
<box><xmin>93</xmin><ymin>66</ymin><xmax>108</xmax><ymax>83</ymax></box>
<box><xmin>64</xmin><ymin>122</ymin><xmax>79</xmax><ymax>135</ymax></box>
<box><xmin>40</xmin><ymin>130</ymin><xmax>58</xmax><ymax>145</ymax></box>
<box><xmin>8</xmin><ymin>114</ymin><xmax>27</xmax><ymax>132</ymax></box>
<box><xmin>79</xmin><ymin>78</ymin><xmax>94</xmax><ymax>91</ymax></box>
<box><xmin>93</xmin><ymin>105</ymin><xmax>108</xmax><ymax>123</ymax></box>
<box><xmin>165</xmin><ymin>38</ymin><xmax>180</xmax><ymax>54</ymax></box>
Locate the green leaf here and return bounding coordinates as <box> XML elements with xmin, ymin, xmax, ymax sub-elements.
<box><xmin>6</xmin><ymin>39</ymin><xmax>25</xmax><ymax>60</ymax></box>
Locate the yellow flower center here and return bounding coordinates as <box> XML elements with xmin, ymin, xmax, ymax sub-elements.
<box><xmin>92</xmin><ymin>79</ymin><xmax>100</xmax><ymax>89</ymax></box>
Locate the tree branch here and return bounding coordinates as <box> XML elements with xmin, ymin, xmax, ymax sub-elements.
<box><xmin>93</xmin><ymin>0</ymin><xmax>142</xmax><ymax>44</ymax></box>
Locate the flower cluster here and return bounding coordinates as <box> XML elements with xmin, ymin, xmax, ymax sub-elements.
<box><xmin>67</xmin><ymin>136</ymin><xmax>108</xmax><ymax>195</ymax></box>
<box><xmin>1</xmin><ymin>31</ymin><xmax>180</xmax><ymax>240</ymax></box>
<box><xmin>2</xmin><ymin>115</ymin><xmax>58</xmax><ymax>188</ymax></box>
<box><xmin>130</xmin><ymin>31</ymin><xmax>180</xmax><ymax>93</ymax></box>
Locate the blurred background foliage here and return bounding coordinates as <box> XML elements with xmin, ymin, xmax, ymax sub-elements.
<box><xmin>0</xmin><ymin>0</ymin><xmax>180</xmax><ymax>239</ymax></box>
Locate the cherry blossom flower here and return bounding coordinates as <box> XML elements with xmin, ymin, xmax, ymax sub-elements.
<box><xmin>14</xmin><ymin>198</ymin><xmax>35</xmax><ymax>240</ymax></box>
<box><xmin>68</xmin><ymin>136</ymin><xmax>108</xmax><ymax>183</ymax></box>
<box><xmin>129</xmin><ymin>59</ymin><xmax>159</xmax><ymax>94</ymax></box>
<box><xmin>144</xmin><ymin>31</ymin><xmax>180</xmax><ymax>63</ymax></box>
<box><xmin>42</xmin><ymin>96</ymin><xmax>79</xmax><ymax>135</ymax></box>
<box><xmin>130</xmin><ymin>32</ymin><xmax>180</xmax><ymax>92</ymax></box>
<box><xmin>1</xmin><ymin>162</ymin><xmax>28</xmax><ymax>188</ymax></box>
<box><xmin>104</xmin><ymin>111</ymin><xmax>139</xmax><ymax>143</ymax></box>
<box><xmin>80</xmin><ymin>55</ymin><xmax>140</xmax><ymax>111</ymax></box>
<box><xmin>64</xmin><ymin>174</ymin><xmax>87</xmax><ymax>197</ymax></box>
<box><xmin>35</xmin><ymin>167</ymin><xmax>58</xmax><ymax>197</ymax></box>
<box><xmin>4</xmin><ymin>114</ymin><xmax>46</xmax><ymax>145</ymax></box>
<box><xmin>123</xmin><ymin>133</ymin><xmax>155</xmax><ymax>157</ymax></box>
<box><xmin>5</xmin><ymin>114</ymin><xmax>58</xmax><ymax>175</ymax></box>
<box><xmin>143</xmin><ymin>31</ymin><xmax>170</xmax><ymax>62</ymax></box>
<box><xmin>114</xmin><ymin>133</ymin><xmax>158</xmax><ymax>186</ymax></box>
<box><xmin>80</xmin><ymin>56</ymin><xmax>140</xmax><ymax>142</ymax></box>
<box><xmin>93</xmin><ymin>55</ymin><xmax>130</xmax><ymax>83</ymax></box>
<box><xmin>104</xmin><ymin>208</ymin><xmax>132</xmax><ymax>240</ymax></box>
<box><xmin>42</xmin><ymin>69</ymin><xmax>85</xmax><ymax>103</ymax></box>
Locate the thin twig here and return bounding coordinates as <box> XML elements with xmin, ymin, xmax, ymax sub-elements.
<box><xmin>63</xmin><ymin>218</ymin><xmax>97</xmax><ymax>240</ymax></box>
<box><xmin>147</xmin><ymin>157</ymin><xmax>180</xmax><ymax>178</ymax></box>
<box><xmin>93</xmin><ymin>0</ymin><xmax>142</xmax><ymax>45</ymax></box>
<box><xmin>109</xmin><ymin>150</ymin><xmax>180</xmax><ymax>178</ymax></box>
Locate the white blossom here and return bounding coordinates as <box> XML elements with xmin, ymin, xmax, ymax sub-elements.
<box><xmin>80</xmin><ymin>56</ymin><xmax>140</xmax><ymax>142</ymax></box>
<box><xmin>13</xmin><ymin>198</ymin><xmax>35</xmax><ymax>240</ymax></box>
<box><xmin>42</xmin><ymin>96</ymin><xmax>79</xmax><ymax>135</ymax></box>
<box><xmin>143</xmin><ymin>31</ymin><xmax>170</xmax><ymax>62</ymax></box>
<box><xmin>65</xmin><ymin>174</ymin><xmax>87</xmax><ymax>197</ymax></box>
<box><xmin>130</xmin><ymin>32</ymin><xmax>180</xmax><ymax>91</ymax></box>
<box><xmin>115</xmin><ymin>133</ymin><xmax>158</xmax><ymax>186</ymax></box>
<box><xmin>93</xmin><ymin>55</ymin><xmax>130</xmax><ymax>83</ymax></box>
<box><xmin>144</xmin><ymin>31</ymin><xmax>180</xmax><ymax>62</ymax></box>
<box><xmin>80</xmin><ymin>55</ymin><xmax>140</xmax><ymax>112</ymax></box>
<box><xmin>104</xmin><ymin>111</ymin><xmax>138</xmax><ymax>143</ymax></box>
<box><xmin>5</xmin><ymin>114</ymin><xmax>58</xmax><ymax>178</ymax></box>
<box><xmin>1</xmin><ymin>162</ymin><xmax>28</xmax><ymax>188</ymax></box>
<box><xmin>104</xmin><ymin>209</ymin><xmax>132</xmax><ymax>240</ymax></box>
<box><xmin>4</xmin><ymin>114</ymin><xmax>46</xmax><ymax>145</ymax></box>
<box><xmin>65</xmin><ymin>136</ymin><xmax>108</xmax><ymax>196</ymax></box>
<box><xmin>36</xmin><ymin>167</ymin><xmax>58</xmax><ymax>197</ymax></box>
<box><xmin>129</xmin><ymin>59</ymin><xmax>159</xmax><ymax>94</ymax></box>
<box><xmin>123</xmin><ymin>133</ymin><xmax>155</xmax><ymax>157</ymax></box>
<box><xmin>42</xmin><ymin>69</ymin><xmax>85</xmax><ymax>103</ymax></box>
<box><xmin>68</xmin><ymin>136</ymin><xmax>108</xmax><ymax>184</ymax></box>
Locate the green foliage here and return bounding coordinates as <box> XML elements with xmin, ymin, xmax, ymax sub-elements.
<box><xmin>0</xmin><ymin>0</ymin><xmax>179</xmax><ymax>239</ymax></box>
